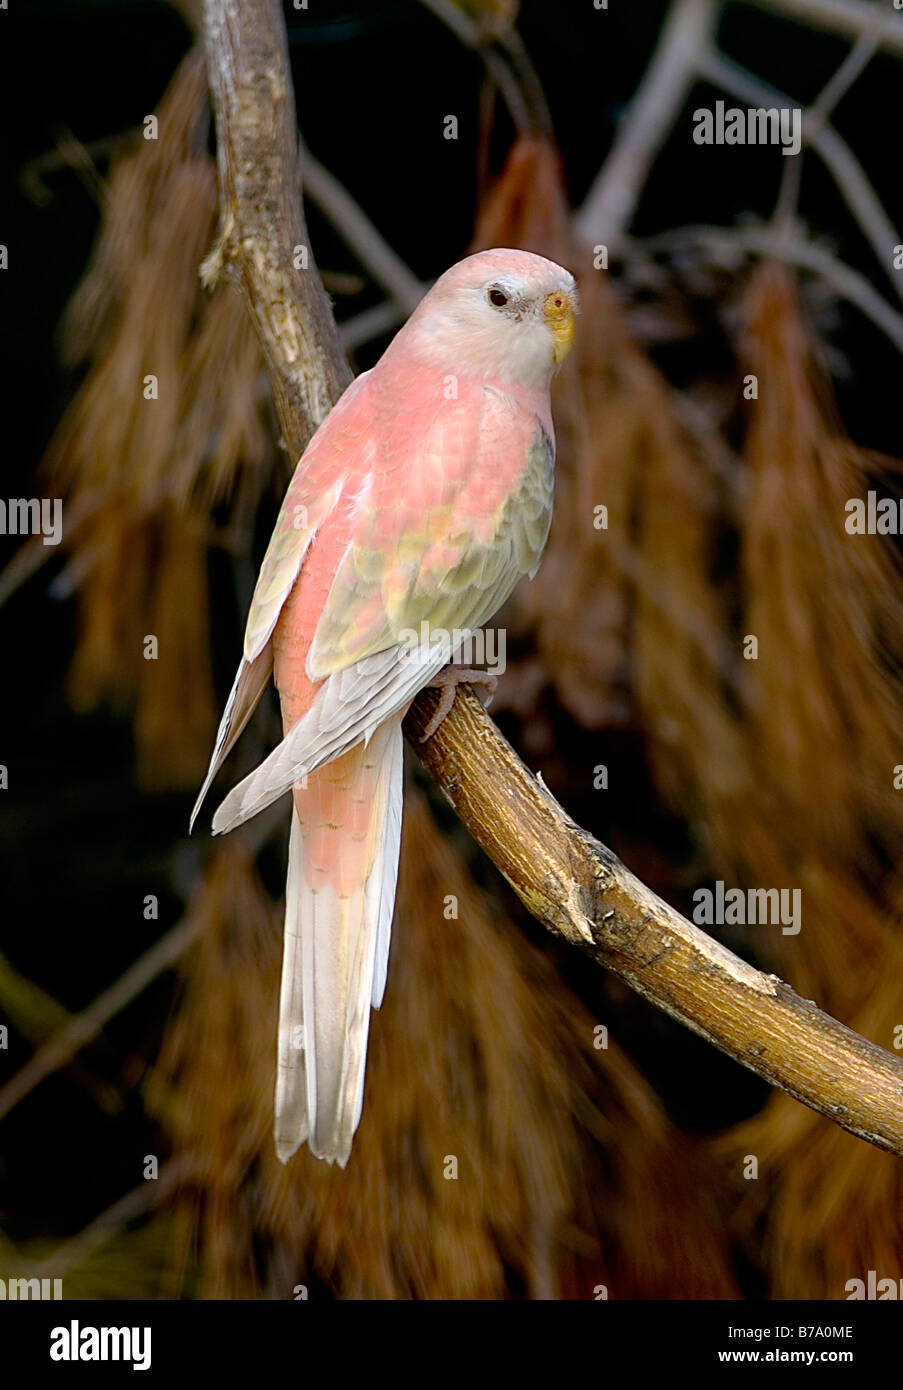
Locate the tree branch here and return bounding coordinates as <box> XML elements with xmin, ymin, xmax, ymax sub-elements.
<box><xmin>203</xmin><ymin>0</ymin><xmax>903</xmax><ymax>1159</ymax></box>
<box><xmin>574</xmin><ymin>0</ymin><xmax>903</xmax><ymax>340</ymax></box>
<box><xmin>25</xmin><ymin>1155</ymin><xmax>196</xmax><ymax>1282</ymax></box>
<box><xmin>201</xmin><ymin>0</ymin><xmax>352</xmax><ymax>457</ymax></box>
<box><xmin>745</xmin><ymin>0</ymin><xmax>903</xmax><ymax>57</ymax></box>
<box><xmin>573</xmin><ymin>0</ymin><xmax>718</xmax><ymax>248</ymax></box>
<box><xmin>298</xmin><ymin>142</ymin><xmax>427</xmax><ymax>317</ymax></box>
<box><xmin>697</xmin><ymin>46</ymin><xmax>903</xmax><ymax>306</ymax></box>
<box><xmin>405</xmin><ymin>688</ymin><xmax>903</xmax><ymax>1158</ymax></box>
<box><xmin>417</xmin><ymin>0</ymin><xmax>541</xmax><ymax>136</ymax></box>
<box><xmin>0</xmin><ymin>915</ymin><xmax>203</xmax><ymax>1125</ymax></box>
<box><xmin>631</xmin><ymin>223</ymin><xmax>903</xmax><ymax>355</ymax></box>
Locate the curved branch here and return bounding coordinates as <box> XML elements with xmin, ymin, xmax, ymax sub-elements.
<box><xmin>745</xmin><ymin>0</ymin><xmax>903</xmax><ymax>57</ymax></box>
<box><xmin>417</xmin><ymin>0</ymin><xmax>542</xmax><ymax>136</ymax></box>
<box><xmin>405</xmin><ymin>688</ymin><xmax>903</xmax><ymax>1158</ymax></box>
<box><xmin>201</xmin><ymin>0</ymin><xmax>352</xmax><ymax>457</ymax></box>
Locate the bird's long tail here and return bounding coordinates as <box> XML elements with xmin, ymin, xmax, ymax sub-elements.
<box><xmin>275</xmin><ymin>715</ymin><xmax>404</xmax><ymax>1166</ymax></box>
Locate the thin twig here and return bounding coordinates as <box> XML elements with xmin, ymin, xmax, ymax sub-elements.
<box><xmin>808</xmin><ymin>26</ymin><xmax>879</xmax><ymax>125</ymax></box>
<box><xmin>0</xmin><ymin>807</ymin><xmax>288</xmax><ymax>1125</ymax></box>
<box><xmin>485</xmin><ymin>16</ymin><xmax>554</xmax><ymax>137</ymax></box>
<box><xmin>298</xmin><ymin>143</ymin><xmax>426</xmax><ymax>316</ymax></box>
<box><xmin>417</xmin><ymin>0</ymin><xmax>536</xmax><ymax>135</ymax></box>
<box><xmin>26</xmin><ymin>1156</ymin><xmax>195</xmax><ymax>1281</ymax></box>
<box><xmin>772</xmin><ymin>29</ymin><xmax>879</xmax><ymax>234</ymax></box>
<box><xmin>575</xmin><ymin>0</ymin><xmax>902</xmax><ymax>324</ymax></box>
<box><xmin>340</xmin><ymin>298</ymin><xmax>408</xmax><ymax>353</ymax></box>
<box><xmin>744</xmin><ymin>0</ymin><xmax>903</xmax><ymax>57</ymax></box>
<box><xmin>0</xmin><ymin>917</ymin><xmax>203</xmax><ymax>1124</ymax></box>
<box><xmin>19</xmin><ymin>127</ymin><xmax>114</xmax><ymax>208</ymax></box>
<box><xmin>630</xmin><ymin>223</ymin><xmax>903</xmax><ymax>353</ymax></box>
<box><xmin>574</xmin><ymin>0</ymin><xmax>719</xmax><ymax>247</ymax></box>
<box><xmin>698</xmin><ymin>47</ymin><xmax>903</xmax><ymax>304</ymax></box>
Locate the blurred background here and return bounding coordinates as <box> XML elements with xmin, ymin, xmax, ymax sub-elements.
<box><xmin>1</xmin><ymin>0</ymin><xmax>902</xmax><ymax>1299</ymax></box>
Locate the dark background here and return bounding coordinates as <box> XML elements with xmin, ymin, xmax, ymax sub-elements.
<box><xmin>0</xmin><ymin>0</ymin><xmax>899</xmax><ymax>1271</ymax></box>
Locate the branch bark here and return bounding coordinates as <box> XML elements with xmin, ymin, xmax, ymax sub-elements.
<box><xmin>405</xmin><ymin>688</ymin><xmax>903</xmax><ymax>1157</ymax></box>
<box><xmin>203</xmin><ymin>0</ymin><xmax>903</xmax><ymax>1159</ymax></box>
<box><xmin>201</xmin><ymin>0</ymin><xmax>352</xmax><ymax>458</ymax></box>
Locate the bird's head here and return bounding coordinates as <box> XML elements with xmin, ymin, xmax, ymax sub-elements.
<box><xmin>401</xmin><ymin>248</ymin><xmax>579</xmax><ymax>389</ymax></box>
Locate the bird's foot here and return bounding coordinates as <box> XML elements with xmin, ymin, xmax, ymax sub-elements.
<box><xmin>420</xmin><ymin>665</ymin><xmax>499</xmax><ymax>741</ymax></box>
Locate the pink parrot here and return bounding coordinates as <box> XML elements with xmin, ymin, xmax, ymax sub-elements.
<box><xmin>192</xmin><ymin>248</ymin><xmax>577</xmax><ymax>1166</ymax></box>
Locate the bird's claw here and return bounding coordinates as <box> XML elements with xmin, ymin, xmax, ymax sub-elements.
<box><xmin>420</xmin><ymin>665</ymin><xmax>499</xmax><ymax>741</ymax></box>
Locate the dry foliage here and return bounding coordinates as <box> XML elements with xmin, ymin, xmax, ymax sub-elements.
<box><xmin>39</xmin><ymin>49</ymin><xmax>274</xmax><ymax>788</ymax></box>
<box><xmin>152</xmin><ymin>792</ymin><xmax>737</xmax><ymax>1299</ymax></box>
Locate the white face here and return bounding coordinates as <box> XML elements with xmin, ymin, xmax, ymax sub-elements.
<box><xmin>407</xmin><ymin>258</ymin><xmax>578</xmax><ymax>389</ymax></box>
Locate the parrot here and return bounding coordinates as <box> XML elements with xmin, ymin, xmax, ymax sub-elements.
<box><xmin>191</xmin><ymin>247</ymin><xmax>577</xmax><ymax>1167</ymax></box>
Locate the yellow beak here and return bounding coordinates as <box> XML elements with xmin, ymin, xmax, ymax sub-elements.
<box><xmin>544</xmin><ymin>290</ymin><xmax>575</xmax><ymax>363</ymax></box>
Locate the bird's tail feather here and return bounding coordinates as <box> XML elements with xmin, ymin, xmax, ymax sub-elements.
<box><xmin>274</xmin><ymin>715</ymin><xmax>404</xmax><ymax>1166</ymax></box>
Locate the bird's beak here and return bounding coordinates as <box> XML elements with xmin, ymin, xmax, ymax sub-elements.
<box><xmin>544</xmin><ymin>289</ymin><xmax>575</xmax><ymax>363</ymax></box>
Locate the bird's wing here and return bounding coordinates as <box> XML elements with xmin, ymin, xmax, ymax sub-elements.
<box><xmin>307</xmin><ymin>383</ymin><xmax>553</xmax><ymax>678</ymax></box>
<box><xmin>212</xmin><ymin>384</ymin><xmax>553</xmax><ymax>833</ymax></box>
<box><xmin>191</xmin><ymin>373</ymin><xmax>371</xmax><ymax>828</ymax></box>
<box><xmin>243</xmin><ymin>375</ymin><xmax>374</xmax><ymax>665</ymax></box>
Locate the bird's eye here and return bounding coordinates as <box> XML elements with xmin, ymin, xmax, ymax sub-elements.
<box><xmin>488</xmin><ymin>287</ymin><xmax>509</xmax><ymax>308</ymax></box>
